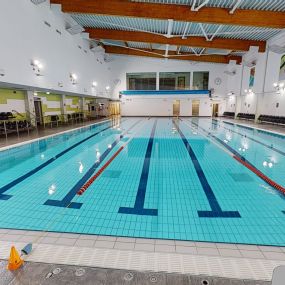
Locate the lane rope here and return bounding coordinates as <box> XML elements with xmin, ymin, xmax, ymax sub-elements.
<box><xmin>77</xmin><ymin>118</ymin><xmax>151</xmax><ymax>196</ymax></box>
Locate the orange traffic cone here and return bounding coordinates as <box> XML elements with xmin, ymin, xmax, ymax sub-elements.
<box><xmin>7</xmin><ymin>246</ymin><xmax>24</xmax><ymax>271</ymax></box>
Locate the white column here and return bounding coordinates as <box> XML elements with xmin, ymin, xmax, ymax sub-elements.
<box><xmin>61</xmin><ymin>94</ymin><xmax>67</xmax><ymax>122</ymax></box>
<box><xmin>156</xmin><ymin>72</ymin><xmax>159</xmax><ymax>90</ymax></box>
<box><xmin>255</xmin><ymin>49</ymin><xmax>269</xmax><ymax>123</ymax></box>
<box><xmin>25</xmin><ymin>91</ymin><xmax>36</xmax><ymax>126</ymax></box>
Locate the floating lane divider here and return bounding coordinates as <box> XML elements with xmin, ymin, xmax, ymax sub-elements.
<box><xmin>0</xmin><ymin>120</ymin><xmax>120</xmax><ymax>201</ymax></box>
<box><xmin>119</xmin><ymin>119</ymin><xmax>158</xmax><ymax>216</ymax></box>
<box><xmin>212</xmin><ymin>119</ymin><xmax>285</xmax><ymax>157</ymax></box>
<box><xmin>175</xmin><ymin>119</ymin><xmax>240</xmax><ymax>218</ymax></box>
<box><xmin>190</xmin><ymin>120</ymin><xmax>285</xmax><ymax>196</ymax></box>
<box><xmin>77</xmin><ymin>119</ymin><xmax>150</xmax><ymax>196</ymax></box>
<box><xmin>44</xmin><ymin>119</ymin><xmax>143</xmax><ymax>209</ymax></box>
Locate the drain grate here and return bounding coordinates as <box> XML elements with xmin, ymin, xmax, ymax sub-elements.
<box><xmin>124</xmin><ymin>272</ymin><xmax>134</xmax><ymax>281</ymax></box>
<box><xmin>75</xmin><ymin>268</ymin><xmax>85</xmax><ymax>277</ymax></box>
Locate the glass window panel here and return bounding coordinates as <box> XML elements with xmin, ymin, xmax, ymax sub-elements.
<box><xmin>193</xmin><ymin>72</ymin><xmax>209</xmax><ymax>90</ymax></box>
<box><xmin>126</xmin><ymin>73</ymin><xmax>156</xmax><ymax>90</ymax></box>
<box><xmin>159</xmin><ymin>72</ymin><xmax>190</xmax><ymax>90</ymax></box>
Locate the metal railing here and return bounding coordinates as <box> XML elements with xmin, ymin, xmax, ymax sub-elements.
<box><xmin>0</xmin><ymin>111</ymin><xmax>111</xmax><ymax>141</ymax></box>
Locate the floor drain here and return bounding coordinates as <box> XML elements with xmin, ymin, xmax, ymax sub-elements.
<box><xmin>150</xmin><ymin>275</ymin><xmax>158</xmax><ymax>283</ymax></box>
<box><xmin>45</xmin><ymin>272</ymin><xmax>53</xmax><ymax>279</ymax></box>
<box><xmin>75</xmin><ymin>268</ymin><xmax>86</xmax><ymax>277</ymax></box>
<box><xmin>52</xmin><ymin>268</ymin><xmax>61</xmax><ymax>275</ymax></box>
<box><xmin>201</xmin><ymin>280</ymin><xmax>209</xmax><ymax>285</ymax></box>
<box><xmin>124</xmin><ymin>272</ymin><xmax>134</xmax><ymax>281</ymax></box>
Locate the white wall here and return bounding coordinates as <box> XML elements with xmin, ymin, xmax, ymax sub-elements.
<box><xmin>111</xmin><ymin>55</ymin><xmax>228</xmax><ymax>116</ymax></box>
<box><xmin>111</xmin><ymin>55</ymin><xmax>228</xmax><ymax>99</ymax></box>
<box><xmin>0</xmin><ymin>0</ymin><xmax>114</xmax><ymax>98</ymax></box>
<box><xmin>225</xmin><ymin>43</ymin><xmax>285</xmax><ymax>117</ymax></box>
<box><xmin>121</xmin><ymin>94</ymin><xmax>217</xmax><ymax>117</ymax></box>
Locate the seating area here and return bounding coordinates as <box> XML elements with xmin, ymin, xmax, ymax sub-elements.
<box><xmin>236</xmin><ymin>113</ymin><xmax>255</xmax><ymax>120</ymax></box>
<box><xmin>0</xmin><ymin>112</ymin><xmax>15</xmax><ymax>120</ymax></box>
<box><xmin>223</xmin><ymin>111</ymin><xmax>235</xmax><ymax>118</ymax></box>
<box><xmin>258</xmin><ymin>115</ymin><xmax>285</xmax><ymax>125</ymax></box>
<box><xmin>0</xmin><ymin>120</ymin><xmax>32</xmax><ymax>136</ymax></box>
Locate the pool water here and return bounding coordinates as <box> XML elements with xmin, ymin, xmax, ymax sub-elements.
<box><xmin>1</xmin><ymin>117</ymin><xmax>285</xmax><ymax>246</ymax></box>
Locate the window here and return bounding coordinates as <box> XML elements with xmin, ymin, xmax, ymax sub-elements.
<box><xmin>159</xmin><ymin>72</ymin><xmax>190</xmax><ymax>90</ymax></box>
<box><xmin>127</xmin><ymin>73</ymin><xmax>156</xmax><ymax>90</ymax></box>
<box><xmin>193</xmin><ymin>72</ymin><xmax>209</xmax><ymax>90</ymax></box>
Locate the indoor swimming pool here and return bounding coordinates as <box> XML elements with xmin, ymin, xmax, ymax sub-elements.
<box><xmin>1</xmin><ymin>117</ymin><xmax>285</xmax><ymax>246</ymax></box>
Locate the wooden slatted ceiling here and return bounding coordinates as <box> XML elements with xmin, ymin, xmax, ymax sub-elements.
<box><xmin>51</xmin><ymin>0</ymin><xmax>285</xmax><ymax>29</ymax></box>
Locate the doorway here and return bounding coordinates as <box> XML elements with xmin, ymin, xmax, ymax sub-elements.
<box><xmin>192</xmin><ymin>100</ymin><xmax>200</xmax><ymax>116</ymax></box>
<box><xmin>212</xmin><ymin>103</ymin><xmax>219</xmax><ymax>117</ymax></box>
<box><xmin>34</xmin><ymin>98</ymin><xmax>43</xmax><ymax>125</ymax></box>
<box><xmin>173</xmin><ymin>100</ymin><xmax>180</xmax><ymax>117</ymax></box>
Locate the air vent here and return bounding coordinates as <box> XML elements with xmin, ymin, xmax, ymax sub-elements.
<box><xmin>44</xmin><ymin>21</ymin><xmax>51</xmax><ymax>28</ymax></box>
<box><xmin>66</xmin><ymin>25</ymin><xmax>84</xmax><ymax>35</ymax></box>
<box><xmin>31</xmin><ymin>0</ymin><xmax>46</xmax><ymax>4</ymax></box>
<box><xmin>56</xmin><ymin>29</ymin><xmax>62</xmax><ymax>35</ymax></box>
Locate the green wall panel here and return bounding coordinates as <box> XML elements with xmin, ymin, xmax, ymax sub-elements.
<box><xmin>0</xmin><ymin>89</ymin><xmax>25</xmax><ymax>104</ymax></box>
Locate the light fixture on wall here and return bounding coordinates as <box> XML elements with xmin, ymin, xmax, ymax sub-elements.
<box><xmin>31</xmin><ymin>59</ymin><xmax>43</xmax><ymax>76</ymax></box>
<box><xmin>227</xmin><ymin>92</ymin><xmax>234</xmax><ymax>96</ymax></box>
<box><xmin>244</xmin><ymin>89</ymin><xmax>254</xmax><ymax>96</ymax></box>
<box><xmin>105</xmin><ymin>86</ymin><xmax>110</xmax><ymax>91</ymax></box>
<box><xmin>92</xmin><ymin>81</ymin><xmax>98</xmax><ymax>88</ymax></box>
<box><xmin>70</xmin><ymin>73</ymin><xmax>78</xmax><ymax>85</ymax></box>
<box><xmin>273</xmin><ymin>82</ymin><xmax>285</xmax><ymax>94</ymax></box>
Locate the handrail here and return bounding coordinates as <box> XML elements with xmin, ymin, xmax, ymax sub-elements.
<box><xmin>11</xmin><ymin>110</ymin><xmax>25</xmax><ymax>118</ymax></box>
<box><xmin>25</xmin><ymin>109</ymin><xmax>37</xmax><ymax>119</ymax></box>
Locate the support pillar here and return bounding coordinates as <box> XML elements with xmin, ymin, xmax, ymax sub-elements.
<box><xmin>25</xmin><ymin>91</ymin><xmax>36</xmax><ymax>127</ymax></box>
<box><xmin>61</xmin><ymin>94</ymin><xmax>67</xmax><ymax>122</ymax></box>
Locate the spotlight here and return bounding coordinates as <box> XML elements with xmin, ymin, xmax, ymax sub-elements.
<box><xmin>31</xmin><ymin>59</ymin><xmax>43</xmax><ymax>76</ymax></box>
<box><xmin>106</xmin><ymin>86</ymin><xmax>110</xmax><ymax>91</ymax></box>
<box><xmin>70</xmin><ymin>73</ymin><xmax>78</xmax><ymax>85</ymax></box>
<box><xmin>92</xmin><ymin>81</ymin><xmax>98</xmax><ymax>87</ymax></box>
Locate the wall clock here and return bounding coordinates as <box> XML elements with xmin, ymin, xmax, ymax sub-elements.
<box><xmin>214</xmin><ymin>77</ymin><xmax>222</xmax><ymax>85</ymax></box>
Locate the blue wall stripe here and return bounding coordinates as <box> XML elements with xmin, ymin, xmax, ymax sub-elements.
<box><xmin>175</xmin><ymin>119</ymin><xmax>240</xmax><ymax>218</ymax></box>
<box><xmin>120</xmin><ymin>90</ymin><xmax>209</xmax><ymax>96</ymax></box>
<box><xmin>44</xmin><ymin>119</ymin><xmax>142</xmax><ymax>209</ymax></box>
<box><xmin>119</xmin><ymin>119</ymin><xmax>158</xmax><ymax>216</ymax></box>
<box><xmin>0</xmin><ymin>121</ymin><xmax>115</xmax><ymax>201</ymax></box>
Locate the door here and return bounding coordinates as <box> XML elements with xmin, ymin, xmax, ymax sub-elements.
<box><xmin>192</xmin><ymin>100</ymin><xmax>200</xmax><ymax>116</ymax></box>
<box><xmin>34</xmin><ymin>99</ymin><xmax>43</xmax><ymax>125</ymax></box>
<box><xmin>212</xmin><ymin>103</ymin><xmax>219</xmax><ymax>117</ymax></box>
<box><xmin>173</xmin><ymin>100</ymin><xmax>180</xmax><ymax>117</ymax></box>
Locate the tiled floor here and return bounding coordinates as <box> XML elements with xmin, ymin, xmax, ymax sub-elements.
<box><xmin>0</xmin><ymin>117</ymin><xmax>110</xmax><ymax>148</ymax></box>
<box><xmin>0</xmin><ymin>229</ymin><xmax>285</xmax><ymax>281</ymax></box>
<box><xmin>0</xmin><ymin>261</ymin><xmax>271</xmax><ymax>285</ymax></box>
<box><xmin>1</xmin><ymin>229</ymin><xmax>285</xmax><ymax>260</ymax></box>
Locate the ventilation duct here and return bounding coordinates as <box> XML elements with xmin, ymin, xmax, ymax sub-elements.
<box><xmin>91</xmin><ymin>45</ymin><xmax>105</xmax><ymax>54</ymax></box>
<box><xmin>30</xmin><ymin>0</ymin><xmax>46</xmax><ymax>4</ymax></box>
<box><xmin>224</xmin><ymin>70</ymin><xmax>236</xmax><ymax>76</ymax></box>
<box><xmin>269</xmin><ymin>45</ymin><xmax>285</xmax><ymax>54</ymax></box>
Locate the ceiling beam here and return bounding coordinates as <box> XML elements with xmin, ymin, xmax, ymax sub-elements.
<box><xmin>51</xmin><ymin>0</ymin><xmax>285</xmax><ymax>29</ymax></box>
<box><xmin>104</xmin><ymin>45</ymin><xmax>242</xmax><ymax>64</ymax></box>
<box><xmin>86</xmin><ymin>28</ymin><xmax>266</xmax><ymax>52</ymax></box>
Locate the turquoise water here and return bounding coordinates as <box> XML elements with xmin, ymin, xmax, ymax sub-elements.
<box><xmin>1</xmin><ymin>117</ymin><xmax>285</xmax><ymax>246</ymax></box>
